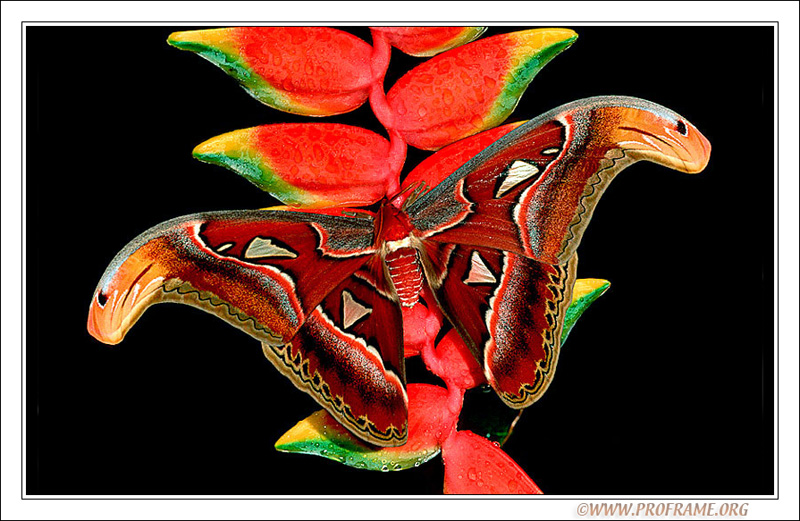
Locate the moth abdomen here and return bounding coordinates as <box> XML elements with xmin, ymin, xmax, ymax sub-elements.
<box><xmin>385</xmin><ymin>246</ymin><xmax>424</xmax><ymax>308</ymax></box>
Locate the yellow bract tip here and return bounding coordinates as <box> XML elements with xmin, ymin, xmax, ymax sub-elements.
<box><xmin>511</xmin><ymin>28</ymin><xmax>578</xmax><ymax>49</ymax></box>
<box><xmin>275</xmin><ymin>410</ymin><xmax>329</xmax><ymax>448</ymax></box>
<box><xmin>192</xmin><ymin>128</ymin><xmax>253</xmax><ymax>158</ymax></box>
<box><xmin>573</xmin><ymin>278</ymin><xmax>611</xmax><ymax>300</ymax></box>
<box><xmin>167</xmin><ymin>28</ymin><xmax>236</xmax><ymax>49</ymax></box>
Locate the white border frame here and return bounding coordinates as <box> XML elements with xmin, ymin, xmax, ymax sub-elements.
<box><xmin>3</xmin><ymin>2</ymin><xmax>798</xmax><ymax>520</ymax></box>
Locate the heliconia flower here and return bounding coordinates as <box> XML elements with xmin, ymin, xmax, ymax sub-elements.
<box><xmin>387</xmin><ymin>28</ymin><xmax>578</xmax><ymax>150</ymax></box>
<box><xmin>371</xmin><ymin>27</ymin><xmax>487</xmax><ymax>57</ymax></box>
<box><xmin>393</xmin><ymin>121</ymin><xmax>526</xmax><ymax>208</ymax></box>
<box><xmin>168</xmin><ymin>27</ymin><xmax>374</xmax><ymax>116</ymax></box>
<box><xmin>275</xmin><ymin>278</ymin><xmax>609</xmax><ymax>493</ymax></box>
<box><xmin>193</xmin><ymin>124</ymin><xmax>399</xmax><ymax>207</ymax></box>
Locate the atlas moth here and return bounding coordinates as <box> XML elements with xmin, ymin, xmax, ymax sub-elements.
<box><xmin>88</xmin><ymin>96</ymin><xmax>710</xmax><ymax>446</ymax></box>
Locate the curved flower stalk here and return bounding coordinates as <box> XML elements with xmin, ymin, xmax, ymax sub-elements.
<box><xmin>87</xmin><ymin>26</ymin><xmax>709</xmax><ymax>495</ymax></box>
<box><xmin>371</xmin><ymin>27</ymin><xmax>488</xmax><ymax>57</ymax></box>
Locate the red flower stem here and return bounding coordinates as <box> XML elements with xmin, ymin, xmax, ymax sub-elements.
<box><xmin>420</xmin><ymin>338</ymin><xmax>464</xmax><ymax>441</ymax></box>
<box><xmin>368</xmin><ymin>28</ymin><xmax>406</xmax><ymax>195</ymax></box>
<box><xmin>444</xmin><ymin>386</ymin><xmax>465</xmax><ymax>437</ymax></box>
<box><xmin>368</xmin><ymin>28</ymin><xmax>394</xmax><ymax>129</ymax></box>
<box><xmin>383</xmin><ymin>130</ymin><xmax>405</xmax><ymax>198</ymax></box>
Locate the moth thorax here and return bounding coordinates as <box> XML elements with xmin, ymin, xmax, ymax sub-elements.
<box><xmin>385</xmin><ymin>247</ymin><xmax>424</xmax><ymax>308</ymax></box>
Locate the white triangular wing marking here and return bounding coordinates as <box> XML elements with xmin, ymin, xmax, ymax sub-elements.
<box><xmin>496</xmin><ymin>160</ymin><xmax>540</xmax><ymax>198</ymax></box>
<box><xmin>244</xmin><ymin>237</ymin><xmax>297</xmax><ymax>259</ymax></box>
<box><xmin>464</xmin><ymin>251</ymin><xmax>497</xmax><ymax>285</ymax></box>
<box><xmin>342</xmin><ymin>290</ymin><xmax>372</xmax><ymax>330</ymax></box>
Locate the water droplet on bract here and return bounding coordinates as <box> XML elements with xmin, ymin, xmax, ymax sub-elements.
<box><xmin>492</xmin><ymin>441</ymin><xmax>500</xmax><ymax>447</ymax></box>
<box><xmin>320</xmin><ymin>449</ymin><xmax>328</xmax><ymax>455</ymax></box>
<box><xmin>414</xmin><ymin>461</ymin><xmax>421</xmax><ymax>467</ymax></box>
<box><xmin>393</xmin><ymin>464</ymin><xmax>402</xmax><ymax>470</ymax></box>
<box><xmin>381</xmin><ymin>464</ymin><xmax>389</xmax><ymax>472</ymax></box>
<box><xmin>467</xmin><ymin>468</ymin><xmax>477</xmax><ymax>480</ymax></box>
<box><xmin>356</xmin><ymin>461</ymin><xmax>366</xmax><ymax>468</ymax></box>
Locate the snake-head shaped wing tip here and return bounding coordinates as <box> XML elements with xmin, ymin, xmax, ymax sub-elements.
<box><xmin>586</xmin><ymin>95</ymin><xmax>711</xmax><ymax>174</ymax></box>
<box><xmin>87</xmin><ymin>240</ymin><xmax>173</xmax><ymax>345</ymax></box>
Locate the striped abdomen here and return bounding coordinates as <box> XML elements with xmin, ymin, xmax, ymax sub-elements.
<box><xmin>385</xmin><ymin>246</ymin><xmax>424</xmax><ymax>308</ymax></box>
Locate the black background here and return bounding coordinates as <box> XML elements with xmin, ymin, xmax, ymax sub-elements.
<box><xmin>25</xmin><ymin>26</ymin><xmax>774</xmax><ymax>495</ymax></box>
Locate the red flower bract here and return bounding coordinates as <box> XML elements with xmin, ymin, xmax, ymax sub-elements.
<box><xmin>443</xmin><ymin>431</ymin><xmax>542</xmax><ymax>494</ymax></box>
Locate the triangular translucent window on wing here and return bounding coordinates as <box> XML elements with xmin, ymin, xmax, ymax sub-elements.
<box><xmin>342</xmin><ymin>290</ymin><xmax>372</xmax><ymax>329</ymax></box>
<box><xmin>495</xmin><ymin>160</ymin><xmax>540</xmax><ymax>198</ymax></box>
<box><xmin>464</xmin><ymin>251</ymin><xmax>496</xmax><ymax>285</ymax></box>
<box><xmin>244</xmin><ymin>237</ymin><xmax>298</xmax><ymax>259</ymax></box>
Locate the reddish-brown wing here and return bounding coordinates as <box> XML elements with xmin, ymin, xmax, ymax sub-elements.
<box><xmin>87</xmin><ymin>209</ymin><xmax>409</xmax><ymax>446</ymax></box>
<box><xmin>265</xmin><ymin>256</ymin><xmax>408</xmax><ymax>446</ymax></box>
<box><xmin>408</xmin><ymin>96</ymin><xmax>709</xmax><ymax>408</ymax></box>
<box><xmin>419</xmin><ymin>242</ymin><xmax>577</xmax><ymax>408</ymax></box>
<box><xmin>406</xmin><ymin>96</ymin><xmax>710</xmax><ymax>265</ymax></box>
